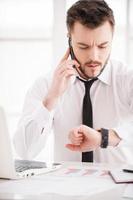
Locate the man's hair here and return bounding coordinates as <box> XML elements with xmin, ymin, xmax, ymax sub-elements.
<box><xmin>66</xmin><ymin>0</ymin><xmax>115</xmax><ymax>31</ymax></box>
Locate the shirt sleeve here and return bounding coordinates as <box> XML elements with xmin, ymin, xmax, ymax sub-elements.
<box><xmin>113</xmin><ymin>68</ymin><xmax>133</xmax><ymax>147</ymax></box>
<box><xmin>13</xmin><ymin>76</ymin><xmax>54</xmax><ymax>159</ymax></box>
<box><xmin>113</xmin><ymin>122</ymin><xmax>133</xmax><ymax>147</ymax></box>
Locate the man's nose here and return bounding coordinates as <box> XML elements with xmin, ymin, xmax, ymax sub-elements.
<box><xmin>88</xmin><ymin>47</ymin><xmax>99</xmax><ymax>61</ymax></box>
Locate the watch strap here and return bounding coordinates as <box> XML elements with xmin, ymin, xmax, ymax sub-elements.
<box><xmin>100</xmin><ymin>128</ymin><xmax>109</xmax><ymax>148</ymax></box>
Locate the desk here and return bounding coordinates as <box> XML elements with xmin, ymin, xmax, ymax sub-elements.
<box><xmin>0</xmin><ymin>162</ymin><xmax>129</xmax><ymax>200</ymax></box>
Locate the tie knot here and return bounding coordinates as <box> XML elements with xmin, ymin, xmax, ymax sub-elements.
<box><xmin>84</xmin><ymin>78</ymin><xmax>98</xmax><ymax>90</ymax></box>
<box><xmin>77</xmin><ymin>77</ymin><xmax>98</xmax><ymax>90</ymax></box>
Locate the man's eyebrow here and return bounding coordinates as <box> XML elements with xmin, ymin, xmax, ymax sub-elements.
<box><xmin>99</xmin><ymin>41</ymin><xmax>109</xmax><ymax>46</ymax></box>
<box><xmin>77</xmin><ymin>41</ymin><xmax>109</xmax><ymax>46</ymax></box>
<box><xmin>77</xmin><ymin>42</ymin><xmax>89</xmax><ymax>47</ymax></box>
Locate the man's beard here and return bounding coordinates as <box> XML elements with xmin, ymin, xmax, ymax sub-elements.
<box><xmin>76</xmin><ymin>54</ymin><xmax>110</xmax><ymax>80</ymax></box>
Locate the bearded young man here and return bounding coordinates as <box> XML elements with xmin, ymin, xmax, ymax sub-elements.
<box><xmin>14</xmin><ymin>0</ymin><xmax>133</xmax><ymax>164</ymax></box>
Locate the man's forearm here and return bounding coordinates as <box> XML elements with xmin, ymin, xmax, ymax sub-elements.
<box><xmin>43</xmin><ymin>94</ymin><xmax>59</xmax><ymax>111</ymax></box>
<box><xmin>108</xmin><ymin>129</ymin><xmax>121</xmax><ymax>147</ymax></box>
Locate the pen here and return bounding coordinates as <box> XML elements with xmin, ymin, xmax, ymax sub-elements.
<box><xmin>123</xmin><ymin>169</ymin><xmax>133</xmax><ymax>173</ymax></box>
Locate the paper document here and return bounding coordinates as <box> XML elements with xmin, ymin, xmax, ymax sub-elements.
<box><xmin>109</xmin><ymin>168</ymin><xmax>133</xmax><ymax>183</ymax></box>
<box><xmin>0</xmin><ymin>166</ymin><xmax>119</xmax><ymax>197</ymax></box>
<box><xmin>0</xmin><ymin>176</ymin><xmax>117</xmax><ymax>196</ymax></box>
<box><xmin>49</xmin><ymin>167</ymin><xmax>109</xmax><ymax>177</ymax></box>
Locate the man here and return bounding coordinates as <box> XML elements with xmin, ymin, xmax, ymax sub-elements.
<box><xmin>14</xmin><ymin>0</ymin><xmax>133</xmax><ymax>164</ymax></box>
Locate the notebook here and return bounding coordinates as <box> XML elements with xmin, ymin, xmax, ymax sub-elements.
<box><xmin>0</xmin><ymin>106</ymin><xmax>61</xmax><ymax>179</ymax></box>
<box><xmin>109</xmin><ymin>168</ymin><xmax>133</xmax><ymax>183</ymax></box>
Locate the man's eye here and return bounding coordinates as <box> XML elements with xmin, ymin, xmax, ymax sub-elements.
<box><xmin>98</xmin><ymin>46</ymin><xmax>107</xmax><ymax>49</ymax></box>
<box><xmin>79</xmin><ymin>46</ymin><xmax>88</xmax><ymax>50</ymax></box>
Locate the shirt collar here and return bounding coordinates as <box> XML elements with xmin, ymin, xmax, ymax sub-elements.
<box><xmin>72</xmin><ymin>59</ymin><xmax>111</xmax><ymax>86</ymax></box>
<box><xmin>98</xmin><ymin>60</ymin><xmax>111</xmax><ymax>85</ymax></box>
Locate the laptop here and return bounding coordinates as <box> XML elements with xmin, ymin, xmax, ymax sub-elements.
<box><xmin>0</xmin><ymin>106</ymin><xmax>61</xmax><ymax>179</ymax></box>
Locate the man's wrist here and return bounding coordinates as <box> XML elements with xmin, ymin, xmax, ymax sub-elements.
<box><xmin>98</xmin><ymin>128</ymin><xmax>121</xmax><ymax>148</ymax></box>
<box><xmin>98</xmin><ymin>128</ymin><xmax>121</xmax><ymax>147</ymax></box>
<box><xmin>108</xmin><ymin>129</ymin><xmax>121</xmax><ymax>146</ymax></box>
<box><xmin>100</xmin><ymin>128</ymin><xmax>109</xmax><ymax>148</ymax></box>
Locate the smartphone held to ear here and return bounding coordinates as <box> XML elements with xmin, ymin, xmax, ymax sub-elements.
<box><xmin>68</xmin><ymin>37</ymin><xmax>75</xmax><ymax>64</ymax></box>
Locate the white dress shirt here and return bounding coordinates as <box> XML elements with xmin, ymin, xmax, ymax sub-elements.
<box><xmin>14</xmin><ymin>59</ymin><xmax>133</xmax><ymax>164</ymax></box>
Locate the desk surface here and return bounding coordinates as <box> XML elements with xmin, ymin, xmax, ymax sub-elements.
<box><xmin>0</xmin><ymin>162</ymin><xmax>129</xmax><ymax>200</ymax></box>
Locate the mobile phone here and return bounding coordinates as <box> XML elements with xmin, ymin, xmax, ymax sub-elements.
<box><xmin>68</xmin><ymin>37</ymin><xmax>76</xmax><ymax>63</ymax></box>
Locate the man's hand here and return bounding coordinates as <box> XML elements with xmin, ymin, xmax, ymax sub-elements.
<box><xmin>43</xmin><ymin>49</ymin><xmax>79</xmax><ymax>110</ymax></box>
<box><xmin>66</xmin><ymin>125</ymin><xmax>101</xmax><ymax>152</ymax></box>
<box><xmin>66</xmin><ymin>125</ymin><xmax>121</xmax><ymax>152</ymax></box>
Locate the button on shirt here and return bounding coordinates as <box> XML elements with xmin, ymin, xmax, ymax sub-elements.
<box><xmin>14</xmin><ymin>59</ymin><xmax>133</xmax><ymax>164</ymax></box>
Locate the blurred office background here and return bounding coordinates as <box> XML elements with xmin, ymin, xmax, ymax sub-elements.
<box><xmin>0</xmin><ymin>0</ymin><xmax>133</xmax><ymax>161</ymax></box>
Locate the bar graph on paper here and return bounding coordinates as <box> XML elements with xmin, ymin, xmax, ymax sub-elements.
<box><xmin>52</xmin><ymin>167</ymin><xmax>109</xmax><ymax>178</ymax></box>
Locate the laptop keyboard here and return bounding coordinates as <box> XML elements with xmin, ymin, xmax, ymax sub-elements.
<box><xmin>15</xmin><ymin>159</ymin><xmax>47</xmax><ymax>172</ymax></box>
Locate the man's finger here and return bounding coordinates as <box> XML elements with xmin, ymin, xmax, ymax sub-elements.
<box><xmin>60</xmin><ymin>48</ymin><xmax>70</xmax><ymax>63</ymax></box>
<box><xmin>65</xmin><ymin>144</ymin><xmax>81</xmax><ymax>151</ymax></box>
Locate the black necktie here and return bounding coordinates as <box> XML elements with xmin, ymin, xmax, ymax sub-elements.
<box><xmin>78</xmin><ymin>77</ymin><xmax>98</xmax><ymax>162</ymax></box>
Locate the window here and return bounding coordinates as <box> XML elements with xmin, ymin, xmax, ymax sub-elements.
<box><xmin>0</xmin><ymin>0</ymin><xmax>53</xmax><ymax>160</ymax></box>
<box><xmin>0</xmin><ymin>0</ymin><xmax>53</xmax><ymax>113</ymax></box>
<box><xmin>129</xmin><ymin>0</ymin><xmax>133</xmax><ymax>67</ymax></box>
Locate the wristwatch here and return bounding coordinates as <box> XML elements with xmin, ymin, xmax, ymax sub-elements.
<box><xmin>100</xmin><ymin>128</ymin><xmax>109</xmax><ymax>148</ymax></box>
